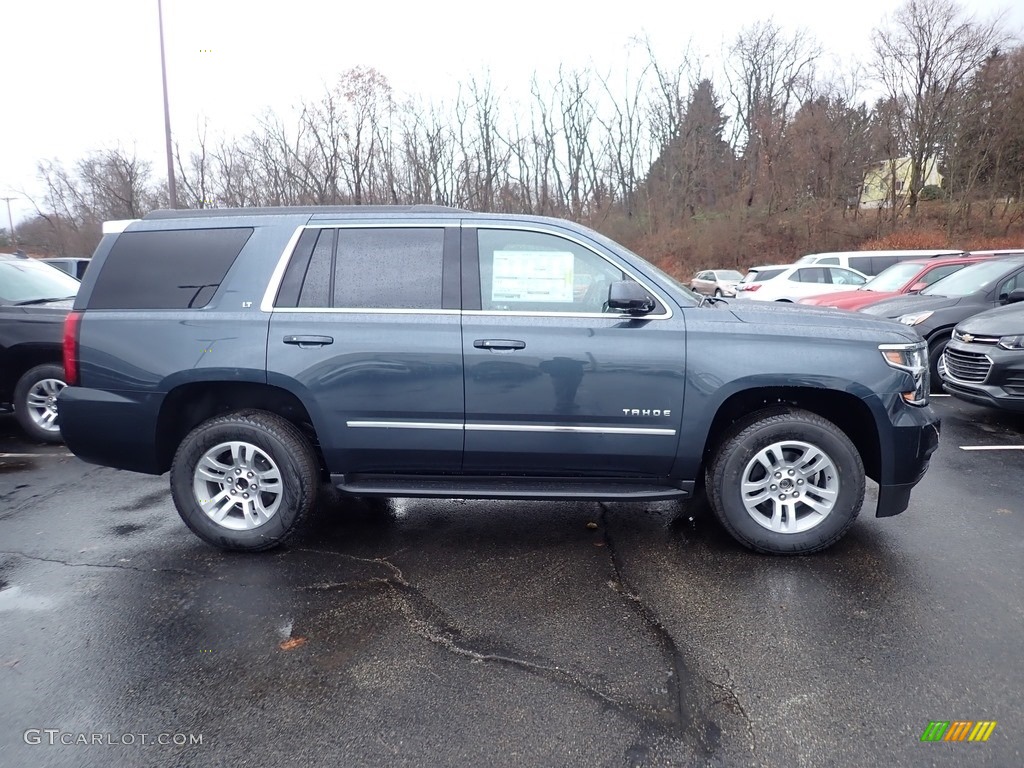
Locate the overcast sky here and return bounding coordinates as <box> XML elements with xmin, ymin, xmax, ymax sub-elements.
<box><xmin>1</xmin><ymin>0</ymin><xmax>1021</xmax><ymax>227</ymax></box>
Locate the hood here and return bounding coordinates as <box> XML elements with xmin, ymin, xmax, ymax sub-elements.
<box><xmin>726</xmin><ymin>301</ymin><xmax>920</xmax><ymax>343</ymax></box>
<box><xmin>956</xmin><ymin>301</ymin><xmax>1024</xmax><ymax>335</ymax></box>
<box><xmin>859</xmin><ymin>293</ymin><xmax>961</xmax><ymax>318</ymax></box>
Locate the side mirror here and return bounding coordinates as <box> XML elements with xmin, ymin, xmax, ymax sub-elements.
<box><xmin>908</xmin><ymin>282</ymin><xmax>927</xmax><ymax>294</ymax></box>
<box><xmin>608</xmin><ymin>280</ymin><xmax>655</xmax><ymax>315</ymax></box>
<box><xmin>1006</xmin><ymin>288</ymin><xmax>1024</xmax><ymax>305</ymax></box>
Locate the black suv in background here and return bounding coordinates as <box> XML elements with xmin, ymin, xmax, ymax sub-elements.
<box><xmin>59</xmin><ymin>207</ymin><xmax>940</xmax><ymax>555</ymax></box>
<box><xmin>941</xmin><ymin>301</ymin><xmax>1024</xmax><ymax>412</ymax></box>
<box><xmin>0</xmin><ymin>254</ymin><xmax>80</xmax><ymax>442</ymax></box>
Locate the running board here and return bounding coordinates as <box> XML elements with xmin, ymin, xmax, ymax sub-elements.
<box><xmin>331</xmin><ymin>474</ymin><xmax>692</xmax><ymax>501</ymax></box>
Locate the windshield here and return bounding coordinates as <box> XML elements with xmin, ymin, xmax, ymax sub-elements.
<box><xmin>794</xmin><ymin>255</ymin><xmax>818</xmax><ymax>264</ymax></box>
<box><xmin>862</xmin><ymin>262</ymin><xmax>922</xmax><ymax>292</ymax></box>
<box><xmin>921</xmin><ymin>260</ymin><xmax>1018</xmax><ymax>297</ymax></box>
<box><xmin>715</xmin><ymin>270</ymin><xmax>743</xmax><ymax>281</ymax></box>
<box><xmin>0</xmin><ymin>259</ymin><xmax>81</xmax><ymax>304</ymax></box>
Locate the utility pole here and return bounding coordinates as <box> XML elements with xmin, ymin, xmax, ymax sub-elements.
<box><xmin>1</xmin><ymin>197</ymin><xmax>15</xmax><ymax>247</ymax></box>
<box><xmin>158</xmin><ymin>0</ymin><xmax>178</xmax><ymax>208</ymax></box>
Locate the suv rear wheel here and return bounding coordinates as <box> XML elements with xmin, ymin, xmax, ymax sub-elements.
<box><xmin>14</xmin><ymin>364</ymin><xmax>66</xmax><ymax>444</ymax></box>
<box><xmin>706</xmin><ymin>407</ymin><xmax>865</xmax><ymax>554</ymax></box>
<box><xmin>170</xmin><ymin>410</ymin><xmax>320</xmax><ymax>551</ymax></box>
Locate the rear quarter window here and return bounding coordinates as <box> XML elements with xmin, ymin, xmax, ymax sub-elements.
<box><xmin>87</xmin><ymin>228</ymin><xmax>253</xmax><ymax>309</ymax></box>
<box><xmin>746</xmin><ymin>268</ymin><xmax>785</xmax><ymax>282</ymax></box>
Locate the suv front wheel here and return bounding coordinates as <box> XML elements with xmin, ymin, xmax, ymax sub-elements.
<box><xmin>706</xmin><ymin>407</ymin><xmax>865</xmax><ymax>554</ymax></box>
<box><xmin>170</xmin><ymin>410</ymin><xmax>320</xmax><ymax>551</ymax></box>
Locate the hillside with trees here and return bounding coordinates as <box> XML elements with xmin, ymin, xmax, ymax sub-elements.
<box><xmin>12</xmin><ymin>0</ymin><xmax>1024</xmax><ymax>278</ymax></box>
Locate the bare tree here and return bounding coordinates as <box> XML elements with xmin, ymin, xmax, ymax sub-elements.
<box><xmin>871</xmin><ymin>0</ymin><xmax>1007</xmax><ymax>215</ymax></box>
<box><xmin>175</xmin><ymin>120</ymin><xmax>213</xmax><ymax>208</ymax></box>
<box><xmin>725</xmin><ymin>20</ymin><xmax>821</xmax><ymax>214</ymax></box>
<box><xmin>30</xmin><ymin>148</ymin><xmax>159</xmax><ymax>254</ymax></box>
<box><xmin>595</xmin><ymin>60</ymin><xmax>651</xmax><ymax>217</ymax></box>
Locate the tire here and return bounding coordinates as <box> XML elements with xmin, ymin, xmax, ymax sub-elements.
<box><xmin>928</xmin><ymin>334</ymin><xmax>951</xmax><ymax>393</ymax></box>
<box><xmin>13</xmin><ymin>364</ymin><xmax>66</xmax><ymax>444</ymax></box>
<box><xmin>170</xmin><ymin>410</ymin><xmax>320</xmax><ymax>551</ymax></box>
<box><xmin>706</xmin><ymin>407</ymin><xmax>865</xmax><ymax>555</ymax></box>
<box><xmin>714</xmin><ymin>289</ymin><xmax>723</xmax><ymax>298</ymax></box>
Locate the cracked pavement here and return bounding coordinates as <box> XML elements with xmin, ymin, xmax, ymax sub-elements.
<box><xmin>1</xmin><ymin>399</ymin><xmax>1023</xmax><ymax>767</ymax></box>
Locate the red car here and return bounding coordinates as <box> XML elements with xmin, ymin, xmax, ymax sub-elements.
<box><xmin>798</xmin><ymin>256</ymin><xmax>995</xmax><ymax>310</ymax></box>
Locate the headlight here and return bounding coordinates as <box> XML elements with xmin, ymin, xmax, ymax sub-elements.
<box><xmin>896</xmin><ymin>311</ymin><xmax>934</xmax><ymax>326</ymax></box>
<box><xmin>998</xmin><ymin>335</ymin><xmax>1024</xmax><ymax>350</ymax></box>
<box><xmin>879</xmin><ymin>342</ymin><xmax>929</xmax><ymax>406</ymax></box>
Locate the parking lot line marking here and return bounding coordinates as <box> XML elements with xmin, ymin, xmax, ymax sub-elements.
<box><xmin>0</xmin><ymin>452</ymin><xmax>75</xmax><ymax>459</ymax></box>
<box><xmin>959</xmin><ymin>446</ymin><xmax>1024</xmax><ymax>451</ymax></box>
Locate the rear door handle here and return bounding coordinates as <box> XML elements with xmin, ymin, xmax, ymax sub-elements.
<box><xmin>284</xmin><ymin>335</ymin><xmax>334</xmax><ymax>347</ymax></box>
<box><xmin>474</xmin><ymin>339</ymin><xmax>526</xmax><ymax>350</ymax></box>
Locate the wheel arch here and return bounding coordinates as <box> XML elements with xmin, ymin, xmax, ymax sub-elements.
<box><xmin>2</xmin><ymin>343</ymin><xmax>64</xmax><ymax>401</ymax></box>
<box><xmin>696</xmin><ymin>386</ymin><xmax>881</xmax><ymax>484</ymax></box>
<box><xmin>154</xmin><ymin>381</ymin><xmax>328</xmax><ymax>476</ymax></box>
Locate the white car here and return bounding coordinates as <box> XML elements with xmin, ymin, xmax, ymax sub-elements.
<box><xmin>734</xmin><ymin>264</ymin><xmax>869</xmax><ymax>302</ymax></box>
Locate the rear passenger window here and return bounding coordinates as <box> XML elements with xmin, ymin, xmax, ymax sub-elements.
<box><xmin>279</xmin><ymin>227</ymin><xmax>444</xmax><ymax>310</ymax></box>
<box><xmin>89</xmin><ymin>228</ymin><xmax>252</xmax><ymax>309</ymax></box>
<box><xmin>298</xmin><ymin>229</ymin><xmax>334</xmax><ymax>308</ymax></box>
<box><xmin>334</xmin><ymin>229</ymin><xmax>443</xmax><ymax>309</ymax></box>
<box><xmin>847</xmin><ymin>256</ymin><xmax>873</xmax><ymax>274</ymax></box>
<box><xmin>796</xmin><ymin>268</ymin><xmax>829</xmax><ymax>283</ymax></box>
<box><xmin>869</xmin><ymin>256</ymin><xmax>898</xmax><ymax>274</ymax></box>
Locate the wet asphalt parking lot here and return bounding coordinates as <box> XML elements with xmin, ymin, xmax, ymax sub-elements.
<box><xmin>0</xmin><ymin>396</ymin><xmax>1022</xmax><ymax>768</ymax></box>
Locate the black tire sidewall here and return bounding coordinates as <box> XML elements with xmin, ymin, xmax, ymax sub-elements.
<box><xmin>928</xmin><ymin>334</ymin><xmax>950</xmax><ymax>392</ymax></box>
<box><xmin>14</xmin><ymin>364</ymin><xmax>66</xmax><ymax>444</ymax></box>
<box><xmin>171</xmin><ymin>419</ymin><xmax>312</xmax><ymax>551</ymax></box>
<box><xmin>712</xmin><ymin>417</ymin><xmax>864</xmax><ymax>553</ymax></box>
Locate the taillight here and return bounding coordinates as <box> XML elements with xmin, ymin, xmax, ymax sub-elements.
<box><xmin>63</xmin><ymin>311</ymin><xmax>83</xmax><ymax>386</ymax></box>
<box><xmin>746</xmin><ymin>284</ymin><xmax>761</xmax><ymax>292</ymax></box>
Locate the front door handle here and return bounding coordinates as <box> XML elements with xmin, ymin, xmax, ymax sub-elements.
<box><xmin>284</xmin><ymin>335</ymin><xmax>334</xmax><ymax>347</ymax></box>
<box><xmin>474</xmin><ymin>339</ymin><xmax>526</xmax><ymax>350</ymax></box>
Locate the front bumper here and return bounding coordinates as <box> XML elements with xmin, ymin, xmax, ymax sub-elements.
<box><xmin>940</xmin><ymin>341</ymin><xmax>1024</xmax><ymax>413</ymax></box>
<box><xmin>874</xmin><ymin>398</ymin><xmax>941</xmax><ymax>518</ymax></box>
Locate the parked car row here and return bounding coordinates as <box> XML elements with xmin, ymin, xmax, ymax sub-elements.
<box><xmin>691</xmin><ymin>248</ymin><xmax>1024</xmax><ymax>411</ymax></box>
<box><xmin>861</xmin><ymin>255</ymin><xmax>1024</xmax><ymax>387</ymax></box>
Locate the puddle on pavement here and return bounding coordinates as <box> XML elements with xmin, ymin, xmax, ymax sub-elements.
<box><xmin>110</xmin><ymin>523</ymin><xmax>147</xmax><ymax>537</ymax></box>
<box><xmin>0</xmin><ymin>584</ymin><xmax>57</xmax><ymax>612</ymax></box>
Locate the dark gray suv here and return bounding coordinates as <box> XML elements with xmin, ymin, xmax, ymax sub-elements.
<box><xmin>58</xmin><ymin>206</ymin><xmax>940</xmax><ymax>555</ymax></box>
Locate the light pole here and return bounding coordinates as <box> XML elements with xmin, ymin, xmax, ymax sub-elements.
<box><xmin>158</xmin><ymin>0</ymin><xmax>178</xmax><ymax>208</ymax></box>
<box><xmin>1</xmin><ymin>197</ymin><xmax>15</xmax><ymax>247</ymax></box>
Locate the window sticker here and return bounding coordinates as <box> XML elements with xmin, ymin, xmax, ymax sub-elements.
<box><xmin>491</xmin><ymin>251</ymin><xmax>574</xmax><ymax>303</ymax></box>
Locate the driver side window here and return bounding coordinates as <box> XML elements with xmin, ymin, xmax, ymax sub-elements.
<box><xmin>999</xmin><ymin>271</ymin><xmax>1023</xmax><ymax>298</ymax></box>
<box><xmin>477</xmin><ymin>229</ymin><xmax>625</xmax><ymax>314</ymax></box>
